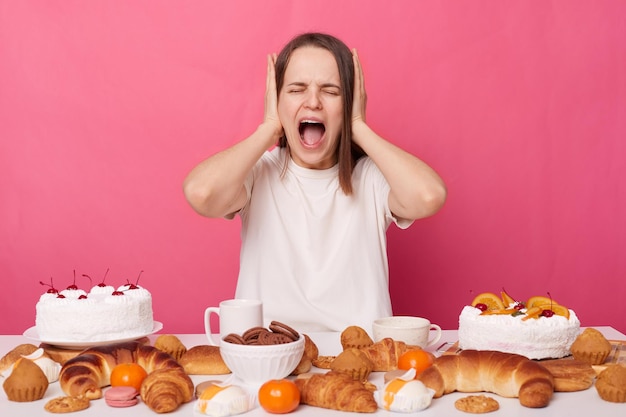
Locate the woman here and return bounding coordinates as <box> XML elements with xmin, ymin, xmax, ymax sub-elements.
<box><xmin>184</xmin><ymin>33</ymin><xmax>446</xmax><ymax>332</ymax></box>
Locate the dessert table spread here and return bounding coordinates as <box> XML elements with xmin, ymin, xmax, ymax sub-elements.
<box><xmin>1</xmin><ymin>327</ymin><xmax>625</xmax><ymax>417</ymax></box>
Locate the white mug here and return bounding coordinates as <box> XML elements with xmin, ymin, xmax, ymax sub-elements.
<box><xmin>204</xmin><ymin>299</ymin><xmax>263</xmax><ymax>345</ymax></box>
<box><xmin>372</xmin><ymin>316</ymin><xmax>442</xmax><ymax>349</ymax></box>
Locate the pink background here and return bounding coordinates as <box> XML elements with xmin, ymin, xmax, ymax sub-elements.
<box><xmin>2</xmin><ymin>1</ymin><xmax>625</xmax><ymax>336</ymax></box>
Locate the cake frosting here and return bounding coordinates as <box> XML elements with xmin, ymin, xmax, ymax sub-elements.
<box><xmin>458</xmin><ymin>305</ymin><xmax>580</xmax><ymax>359</ymax></box>
<box><xmin>35</xmin><ymin>283</ymin><xmax>154</xmax><ymax>342</ymax></box>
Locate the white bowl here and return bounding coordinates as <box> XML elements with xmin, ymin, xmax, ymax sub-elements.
<box><xmin>219</xmin><ymin>335</ymin><xmax>305</xmax><ymax>385</ymax></box>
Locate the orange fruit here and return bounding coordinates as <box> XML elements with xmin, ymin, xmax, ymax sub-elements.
<box><xmin>471</xmin><ymin>292</ymin><xmax>505</xmax><ymax>311</ymax></box>
<box><xmin>537</xmin><ymin>304</ymin><xmax>571</xmax><ymax>319</ymax></box>
<box><xmin>527</xmin><ymin>296</ymin><xmax>559</xmax><ymax>309</ymax></box>
<box><xmin>110</xmin><ymin>363</ymin><xmax>148</xmax><ymax>391</ymax></box>
<box><xmin>481</xmin><ymin>308</ymin><xmax>516</xmax><ymax>315</ymax></box>
<box><xmin>397</xmin><ymin>349</ymin><xmax>435</xmax><ymax>376</ymax></box>
<box><xmin>258</xmin><ymin>379</ymin><xmax>300</xmax><ymax>414</ymax></box>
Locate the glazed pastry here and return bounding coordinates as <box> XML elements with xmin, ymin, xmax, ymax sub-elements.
<box><xmin>374</xmin><ymin>371</ymin><xmax>435</xmax><ymax>412</ymax></box>
<box><xmin>2</xmin><ymin>358</ymin><xmax>49</xmax><ymax>402</ymax></box>
<box><xmin>194</xmin><ymin>382</ymin><xmax>255</xmax><ymax>416</ymax></box>
<box><xmin>154</xmin><ymin>335</ymin><xmax>187</xmax><ymax>362</ymax></box>
<box><xmin>417</xmin><ymin>350</ymin><xmax>554</xmax><ymax>408</ymax></box>
<box><xmin>595</xmin><ymin>364</ymin><xmax>626</xmax><ymax>403</ymax></box>
<box><xmin>341</xmin><ymin>326</ymin><xmax>374</xmax><ymax>350</ymax></box>
<box><xmin>330</xmin><ymin>348</ymin><xmax>373</xmax><ymax>382</ymax></box>
<box><xmin>570</xmin><ymin>328</ymin><xmax>612</xmax><ymax>365</ymax></box>
<box><xmin>295</xmin><ymin>371</ymin><xmax>377</xmax><ymax>413</ymax></box>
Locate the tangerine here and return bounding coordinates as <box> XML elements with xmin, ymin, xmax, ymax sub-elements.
<box><xmin>258</xmin><ymin>379</ymin><xmax>300</xmax><ymax>414</ymax></box>
<box><xmin>397</xmin><ymin>349</ymin><xmax>435</xmax><ymax>376</ymax></box>
<box><xmin>110</xmin><ymin>363</ymin><xmax>148</xmax><ymax>391</ymax></box>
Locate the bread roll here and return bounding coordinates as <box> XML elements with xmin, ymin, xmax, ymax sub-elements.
<box><xmin>154</xmin><ymin>335</ymin><xmax>187</xmax><ymax>362</ymax></box>
<box><xmin>417</xmin><ymin>350</ymin><xmax>554</xmax><ymax>408</ymax></box>
<box><xmin>539</xmin><ymin>358</ymin><xmax>596</xmax><ymax>392</ymax></box>
<box><xmin>179</xmin><ymin>345</ymin><xmax>230</xmax><ymax>375</ymax></box>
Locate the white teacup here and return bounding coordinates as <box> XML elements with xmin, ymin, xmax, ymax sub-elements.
<box><xmin>204</xmin><ymin>299</ymin><xmax>263</xmax><ymax>345</ymax></box>
<box><xmin>372</xmin><ymin>316</ymin><xmax>442</xmax><ymax>349</ymax></box>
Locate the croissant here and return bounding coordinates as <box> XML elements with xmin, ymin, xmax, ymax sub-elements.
<box><xmin>59</xmin><ymin>341</ymin><xmax>193</xmax><ymax>412</ymax></box>
<box><xmin>295</xmin><ymin>371</ymin><xmax>377</xmax><ymax>413</ymax></box>
<box><xmin>417</xmin><ymin>350</ymin><xmax>554</xmax><ymax>408</ymax></box>
<box><xmin>358</xmin><ymin>338</ymin><xmax>408</xmax><ymax>372</ymax></box>
<box><xmin>140</xmin><ymin>367</ymin><xmax>194</xmax><ymax>413</ymax></box>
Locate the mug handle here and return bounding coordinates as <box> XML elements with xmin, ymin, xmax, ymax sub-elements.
<box><xmin>425</xmin><ymin>324</ymin><xmax>442</xmax><ymax>348</ymax></box>
<box><xmin>204</xmin><ymin>307</ymin><xmax>220</xmax><ymax>346</ymax></box>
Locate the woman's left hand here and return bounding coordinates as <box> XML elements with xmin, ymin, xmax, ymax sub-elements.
<box><xmin>351</xmin><ymin>49</ymin><xmax>367</xmax><ymax>126</ymax></box>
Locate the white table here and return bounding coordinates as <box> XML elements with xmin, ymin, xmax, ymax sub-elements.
<box><xmin>1</xmin><ymin>327</ymin><xmax>625</xmax><ymax>416</ymax></box>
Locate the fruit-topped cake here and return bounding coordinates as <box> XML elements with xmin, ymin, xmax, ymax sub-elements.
<box><xmin>35</xmin><ymin>270</ymin><xmax>154</xmax><ymax>343</ymax></box>
<box><xmin>457</xmin><ymin>290</ymin><xmax>580</xmax><ymax>359</ymax></box>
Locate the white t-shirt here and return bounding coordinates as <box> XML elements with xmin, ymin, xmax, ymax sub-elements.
<box><xmin>234</xmin><ymin>147</ymin><xmax>412</xmax><ymax>333</ymax></box>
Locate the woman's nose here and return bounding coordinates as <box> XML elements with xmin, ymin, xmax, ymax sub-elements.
<box><xmin>304</xmin><ymin>90</ymin><xmax>322</xmax><ymax>109</ymax></box>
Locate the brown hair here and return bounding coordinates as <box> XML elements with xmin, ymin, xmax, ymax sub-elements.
<box><xmin>275</xmin><ymin>32</ymin><xmax>365</xmax><ymax>195</ymax></box>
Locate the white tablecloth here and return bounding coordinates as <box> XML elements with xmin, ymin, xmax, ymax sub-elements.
<box><xmin>1</xmin><ymin>327</ymin><xmax>625</xmax><ymax>417</ymax></box>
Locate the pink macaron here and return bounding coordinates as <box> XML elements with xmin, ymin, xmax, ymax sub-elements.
<box><xmin>105</xmin><ymin>386</ymin><xmax>139</xmax><ymax>407</ymax></box>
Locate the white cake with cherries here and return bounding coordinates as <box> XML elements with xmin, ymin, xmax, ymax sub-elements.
<box><xmin>35</xmin><ymin>281</ymin><xmax>154</xmax><ymax>343</ymax></box>
<box><xmin>458</xmin><ymin>292</ymin><xmax>581</xmax><ymax>360</ymax></box>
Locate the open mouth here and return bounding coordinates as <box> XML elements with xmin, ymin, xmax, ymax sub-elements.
<box><xmin>298</xmin><ymin>120</ymin><xmax>325</xmax><ymax>147</ymax></box>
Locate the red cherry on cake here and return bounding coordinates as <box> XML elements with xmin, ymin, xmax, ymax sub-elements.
<box><xmin>40</xmin><ymin>278</ymin><xmax>59</xmax><ymax>294</ymax></box>
<box><xmin>94</xmin><ymin>268</ymin><xmax>110</xmax><ymax>287</ymax></box>
<box><xmin>56</xmin><ymin>294</ymin><xmax>66</xmax><ymax>298</ymax></box>
<box><xmin>475</xmin><ymin>303</ymin><xmax>488</xmax><ymax>312</ymax></box>
<box><xmin>66</xmin><ymin>270</ymin><xmax>79</xmax><ymax>290</ymax></box>
<box><xmin>112</xmin><ymin>290</ymin><xmax>125</xmax><ymax>296</ymax></box>
<box><xmin>79</xmin><ymin>294</ymin><xmax>88</xmax><ymax>299</ymax></box>
<box><xmin>541</xmin><ymin>309</ymin><xmax>554</xmax><ymax>318</ymax></box>
<box><xmin>125</xmin><ymin>270</ymin><xmax>143</xmax><ymax>290</ymax></box>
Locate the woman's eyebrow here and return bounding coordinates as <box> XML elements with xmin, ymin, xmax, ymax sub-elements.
<box><xmin>286</xmin><ymin>81</ymin><xmax>340</xmax><ymax>89</ymax></box>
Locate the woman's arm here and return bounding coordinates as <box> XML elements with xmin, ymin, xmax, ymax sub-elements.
<box><xmin>351</xmin><ymin>50</ymin><xmax>447</xmax><ymax>221</ymax></box>
<box><xmin>183</xmin><ymin>54</ymin><xmax>283</xmax><ymax>218</ymax></box>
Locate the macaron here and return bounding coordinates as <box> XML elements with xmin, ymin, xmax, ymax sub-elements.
<box><xmin>105</xmin><ymin>386</ymin><xmax>139</xmax><ymax>407</ymax></box>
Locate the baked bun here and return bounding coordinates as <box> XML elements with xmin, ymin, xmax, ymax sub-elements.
<box><xmin>330</xmin><ymin>348</ymin><xmax>373</xmax><ymax>382</ymax></box>
<box><xmin>2</xmin><ymin>358</ymin><xmax>49</xmax><ymax>402</ymax></box>
<box><xmin>292</xmin><ymin>334</ymin><xmax>319</xmax><ymax>375</ymax></box>
<box><xmin>179</xmin><ymin>345</ymin><xmax>231</xmax><ymax>375</ymax></box>
<box><xmin>154</xmin><ymin>335</ymin><xmax>187</xmax><ymax>362</ymax></box>
<box><xmin>570</xmin><ymin>328</ymin><xmax>612</xmax><ymax>365</ymax></box>
<box><xmin>341</xmin><ymin>326</ymin><xmax>373</xmax><ymax>350</ymax></box>
<box><xmin>595</xmin><ymin>364</ymin><xmax>626</xmax><ymax>402</ymax></box>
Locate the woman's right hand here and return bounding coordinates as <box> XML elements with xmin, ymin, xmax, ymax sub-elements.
<box><xmin>263</xmin><ymin>53</ymin><xmax>284</xmax><ymax>140</ymax></box>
